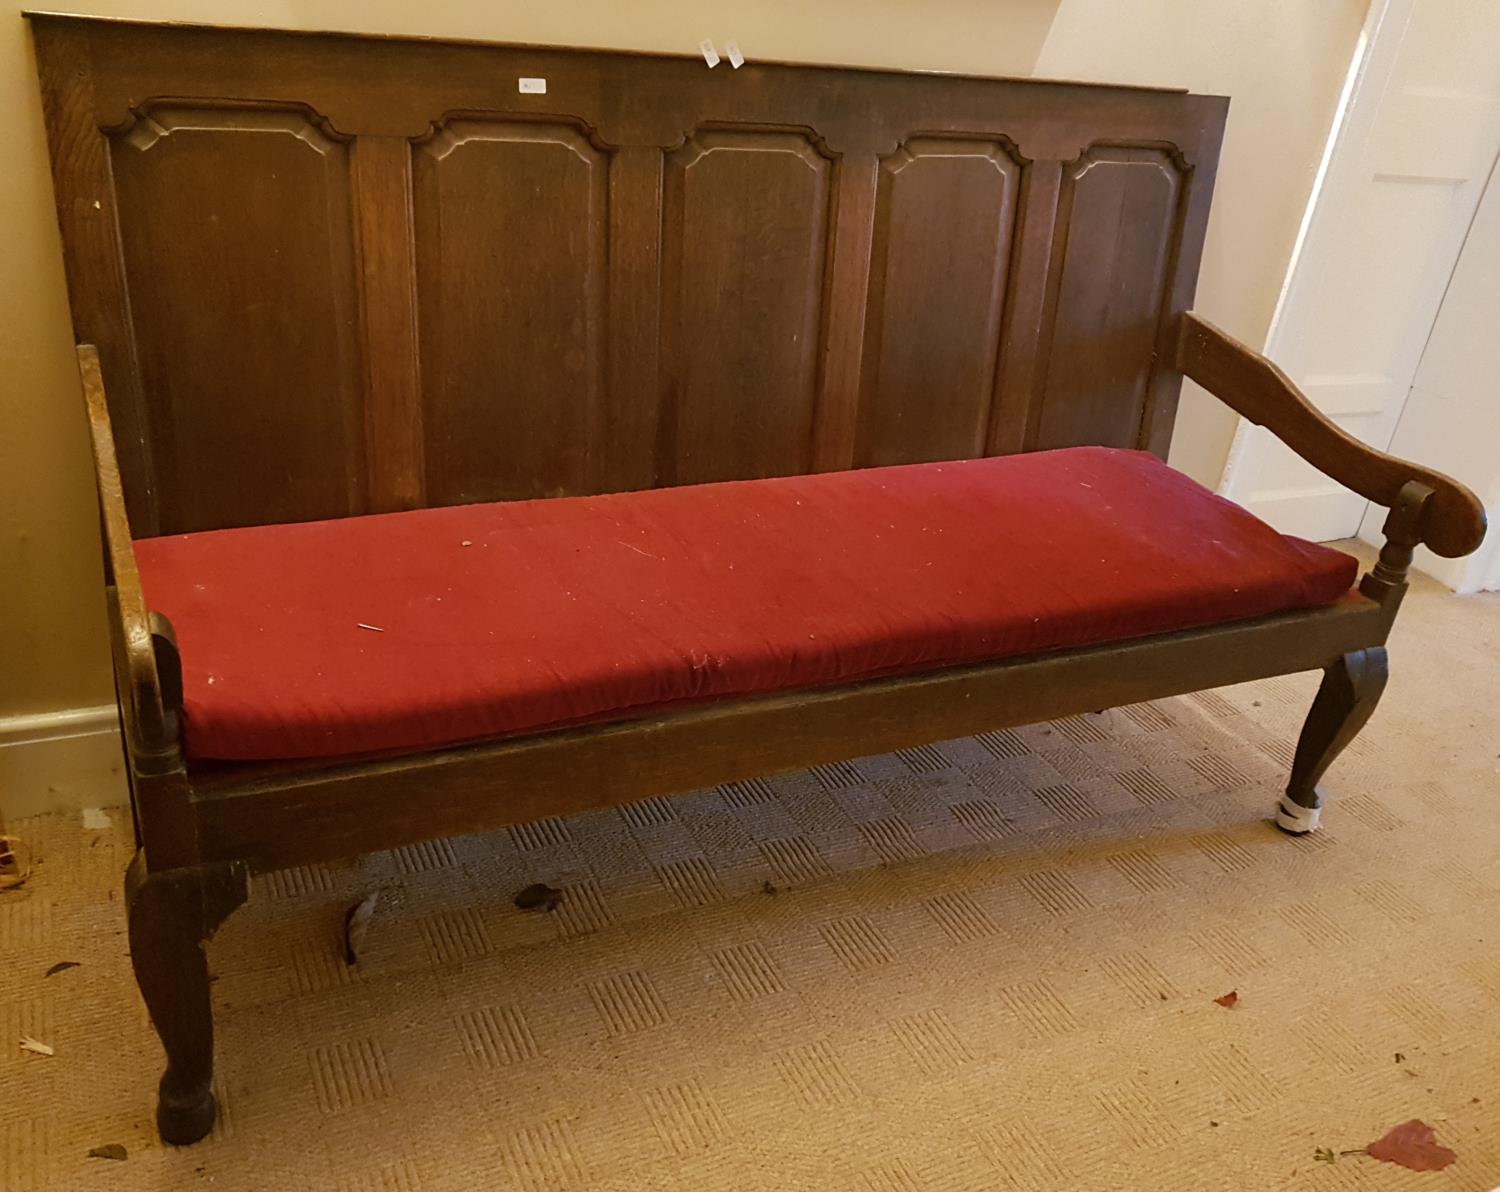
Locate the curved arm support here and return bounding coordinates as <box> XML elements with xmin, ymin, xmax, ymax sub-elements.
<box><xmin>1176</xmin><ymin>313</ymin><xmax>1486</xmax><ymax>558</ymax></box>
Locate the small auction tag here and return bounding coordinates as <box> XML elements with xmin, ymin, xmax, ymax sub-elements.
<box><xmin>725</xmin><ymin>40</ymin><xmax>744</xmax><ymax>69</ymax></box>
<box><xmin>699</xmin><ymin>38</ymin><xmax>720</xmax><ymax>68</ymax></box>
<box><xmin>518</xmin><ymin>77</ymin><xmax>546</xmax><ymax>94</ymax></box>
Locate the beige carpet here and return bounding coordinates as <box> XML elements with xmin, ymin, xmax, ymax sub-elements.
<box><xmin>4</xmin><ymin>557</ymin><xmax>1499</xmax><ymax>1190</ymax></box>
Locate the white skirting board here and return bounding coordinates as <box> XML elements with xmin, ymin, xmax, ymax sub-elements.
<box><xmin>0</xmin><ymin>705</ymin><xmax>130</xmax><ymax>820</ymax></box>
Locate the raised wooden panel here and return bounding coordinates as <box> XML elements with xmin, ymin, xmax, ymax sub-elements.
<box><xmin>109</xmin><ymin>105</ymin><xmax>363</xmax><ymax>533</ymax></box>
<box><xmin>1034</xmin><ymin>145</ymin><xmax>1186</xmax><ymax>450</ymax></box>
<box><xmin>34</xmin><ymin>15</ymin><xmax>1229</xmax><ymax>533</ymax></box>
<box><xmin>857</xmin><ymin>138</ymin><xmax>1022</xmax><ymax>467</ymax></box>
<box><xmin>660</xmin><ymin>129</ymin><xmax>833</xmax><ymax>486</ymax></box>
<box><xmin>413</xmin><ymin>119</ymin><xmax>609</xmax><ymax>503</ymax></box>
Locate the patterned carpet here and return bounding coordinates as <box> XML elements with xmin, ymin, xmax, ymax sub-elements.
<box><xmin>3</xmin><ymin>557</ymin><xmax>1499</xmax><ymax>1190</ymax></box>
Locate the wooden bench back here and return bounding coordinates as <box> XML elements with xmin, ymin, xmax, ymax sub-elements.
<box><xmin>31</xmin><ymin>14</ymin><xmax>1227</xmax><ymax>537</ymax></box>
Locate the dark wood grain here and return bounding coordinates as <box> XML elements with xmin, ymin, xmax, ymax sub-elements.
<box><xmin>1283</xmin><ymin>648</ymin><xmax>1388</xmax><ymax>817</ymax></box>
<box><xmin>603</xmin><ymin>146</ymin><xmax>665</xmax><ymax>492</ymax></box>
<box><xmin>32</xmin><ymin>12</ymin><xmax>1230</xmax><ymax>529</ymax></box>
<box><xmin>811</xmin><ymin>154</ymin><xmax>878</xmax><ymax>472</ymax></box>
<box><xmin>659</xmin><ymin>129</ymin><xmax>832</xmax><ymax>485</ymax></box>
<box><xmin>77</xmin><ymin>346</ymin><xmax>167</xmax><ymax>755</ymax></box>
<box><xmin>1033</xmin><ymin>145</ymin><xmax>1185</xmax><ymax>450</ymax></box>
<box><xmin>415</xmin><ymin>117</ymin><xmax>609</xmax><ymax>501</ymax></box>
<box><xmin>351</xmin><ymin>136</ymin><xmax>424</xmax><ymax>512</ymax></box>
<box><xmin>80</xmin><ymin>345</ymin><xmax>197</xmax><ymax>868</ymax></box>
<box><xmin>1177</xmin><ymin>314</ymin><xmax>1487</xmax><ymax>557</ymax></box>
<box><xmin>108</xmin><ymin>104</ymin><xmax>365</xmax><ymax>533</ymax></box>
<box><xmin>856</xmin><ymin>137</ymin><xmax>1021</xmax><ymax>466</ymax></box>
<box><xmin>33</xmin><ymin>20</ymin><xmax>162</xmax><ymax>534</ymax></box>
<box><xmin>990</xmin><ymin>161</ymin><xmax>1063</xmax><ymax>455</ymax></box>
<box><xmin>126</xmin><ymin>852</ymin><xmax>249</xmax><ymax>1145</ymax></box>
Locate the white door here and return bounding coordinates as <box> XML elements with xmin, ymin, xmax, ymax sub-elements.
<box><xmin>1366</xmin><ymin>146</ymin><xmax>1500</xmax><ymax>592</ymax></box>
<box><xmin>1219</xmin><ymin>0</ymin><xmax>1500</xmax><ymax>545</ymax></box>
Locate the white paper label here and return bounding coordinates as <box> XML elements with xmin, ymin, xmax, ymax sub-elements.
<box><xmin>699</xmin><ymin>38</ymin><xmax>720</xmax><ymax>68</ymax></box>
<box><xmin>726</xmin><ymin>40</ymin><xmax>744</xmax><ymax>69</ymax></box>
<box><xmin>518</xmin><ymin>77</ymin><xmax>547</xmax><ymax>94</ymax></box>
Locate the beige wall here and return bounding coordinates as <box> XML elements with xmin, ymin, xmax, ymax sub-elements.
<box><xmin>0</xmin><ymin>0</ymin><xmax>1365</xmax><ymax>732</ymax></box>
<box><xmin>1035</xmin><ymin>0</ymin><xmax>1370</xmax><ymax>483</ymax></box>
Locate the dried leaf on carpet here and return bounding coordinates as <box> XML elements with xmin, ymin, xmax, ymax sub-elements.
<box><xmin>87</xmin><ymin>1144</ymin><xmax>128</xmax><ymax>1161</ymax></box>
<box><xmin>1366</xmin><ymin>1119</ymin><xmax>1456</xmax><ymax>1172</ymax></box>
<box><xmin>343</xmin><ymin>892</ymin><xmax>380</xmax><ymax>965</ymax></box>
<box><xmin>514</xmin><ymin>883</ymin><xmax>562</xmax><ymax>912</ymax></box>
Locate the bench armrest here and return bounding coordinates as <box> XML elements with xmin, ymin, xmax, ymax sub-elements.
<box><xmin>1176</xmin><ymin>313</ymin><xmax>1486</xmax><ymax>558</ymax></box>
<box><xmin>78</xmin><ymin>344</ymin><xmax>181</xmax><ymax>766</ymax></box>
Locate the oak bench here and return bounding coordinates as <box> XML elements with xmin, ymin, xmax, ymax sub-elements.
<box><xmin>30</xmin><ymin>13</ymin><xmax>1486</xmax><ymax>1144</ymax></box>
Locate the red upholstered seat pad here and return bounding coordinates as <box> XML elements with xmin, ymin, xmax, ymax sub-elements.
<box><xmin>133</xmin><ymin>447</ymin><xmax>1358</xmax><ymax>762</ymax></box>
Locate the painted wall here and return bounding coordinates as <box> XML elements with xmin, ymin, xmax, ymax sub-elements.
<box><xmin>0</xmin><ymin>1</ymin><xmax>1366</xmax><ymax>769</ymax></box>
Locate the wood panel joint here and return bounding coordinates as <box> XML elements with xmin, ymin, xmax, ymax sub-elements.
<box><xmin>352</xmin><ymin>136</ymin><xmax>424</xmax><ymax>511</ymax></box>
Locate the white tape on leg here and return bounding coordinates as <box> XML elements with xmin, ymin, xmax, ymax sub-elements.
<box><xmin>1276</xmin><ymin>797</ymin><xmax>1321</xmax><ymax>834</ymax></box>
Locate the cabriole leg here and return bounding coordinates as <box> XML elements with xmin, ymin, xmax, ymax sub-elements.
<box><xmin>1276</xmin><ymin>647</ymin><xmax>1389</xmax><ymax>834</ymax></box>
<box><xmin>125</xmin><ymin>851</ymin><xmax>249</xmax><ymax>1144</ymax></box>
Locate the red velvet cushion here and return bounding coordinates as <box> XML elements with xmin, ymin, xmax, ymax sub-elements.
<box><xmin>133</xmin><ymin>447</ymin><xmax>1358</xmax><ymax>762</ymax></box>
